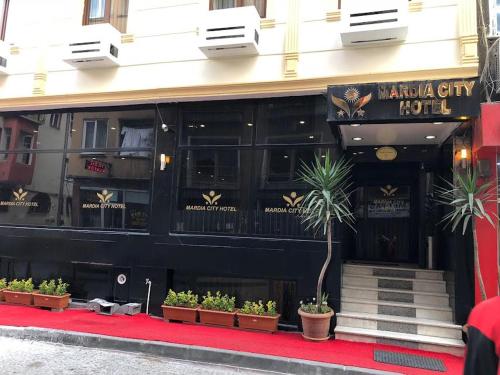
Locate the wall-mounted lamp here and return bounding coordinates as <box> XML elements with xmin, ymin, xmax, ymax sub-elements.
<box><xmin>160</xmin><ymin>154</ymin><xmax>171</xmax><ymax>171</ymax></box>
<box><xmin>460</xmin><ymin>148</ymin><xmax>468</xmax><ymax>169</ymax></box>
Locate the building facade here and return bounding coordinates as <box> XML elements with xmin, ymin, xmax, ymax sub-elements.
<box><xmin>0</xmin><ymin>0</ymin><xmax>495</xmax><ymax>354</ymax></box>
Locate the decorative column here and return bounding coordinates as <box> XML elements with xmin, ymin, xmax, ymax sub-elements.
<box><xmin>32</xmin><ymin>48</ymin><xmax>47</xmax><ymax>96</ymax></box>
<box><xmin>283</xmin><ymin>0</ymin><xmax>299</xmax><ymax>78</ymax></box>
<box><xmin>458</xmin><ymin>0</ymin><xmax>479</xmax><ymax>65</ymax></box>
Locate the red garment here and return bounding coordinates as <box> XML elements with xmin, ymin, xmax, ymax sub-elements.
<box><xmin>464</xmin><ymin>296</ymin><xmax>500</xmax><ymax>375</ymax></box>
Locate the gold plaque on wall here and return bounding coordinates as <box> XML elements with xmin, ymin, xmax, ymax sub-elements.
<box><xmin>376</xmin><ymin>146</ymin><xmax>398</xmax><ymax>161</ymax></box>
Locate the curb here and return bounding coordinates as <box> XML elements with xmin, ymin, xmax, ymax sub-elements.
<box><xmin>0</xmin><ymin>325</ymin><xmax>401</xmax><ymax>375</ymax></box>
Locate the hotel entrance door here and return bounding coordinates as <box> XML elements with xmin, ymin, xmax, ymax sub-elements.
<box><xmin>351</xmin><ymin>164</ymin><xmax>419</xmax><ymax>264</ymax></box>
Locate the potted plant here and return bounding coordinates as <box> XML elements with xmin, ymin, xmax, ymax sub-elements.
<box><xmin>0</xmin><ymin>278</ymin><xmax>6</xmax><ymax>302</ymax></box>
<box><xmin>33</xmin><ymin>278</ymin><xmax>71</xmax><ymax>310</ymax></box>
<box><xmin>161</xmin><ymin>289</ymin><xmax>199</xmax><ymax>323</ymax></box>
<box><xmin>297</xmin><ymin>153</ymin><xmax>355</xmax><ymax>341</ymax></box>
<box><xmin>199</xmin><ymin>291</ymin><xmax>236</xmax><ymax>327</ymax></box>
<box><xmin>237</xmin><ymin>300</ymin><xmax>280</xmax><ymax>333</ymax></box>
<box><xmin>3</xmin><ymin>278</ymin><xmax>35</xmax><ymax>305</ymax></box>
<box><xmin>435</xmin><ymin>167</ymin><xmax>498</xmax><ymax>301</ymax></box>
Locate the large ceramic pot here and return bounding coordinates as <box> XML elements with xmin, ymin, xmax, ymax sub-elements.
<box><xmin>3</xmin><ymin>290</ymin><xmax>35</xmax><ymax>306</ymax></box>
<box><xmin>199</xmin><ymin>309</ymin><xmax>236</xmax><ymax>327</ymax></box>
<box><xmin>298</xmin><ymin>308</ymin><xmax>334</xmax><ymax>341</ymax></box>
<box><xmin>33</xmin><ymin>293</ymin><xmax>71</xmax><ymax>310</ymax></box>
<box><xmin>162</xmin><ymin>305</ymin><xmax>198</xmax><ymax>323</ymax></box>
<box><xmin>237</xmin><ymin>313</ymin><xmax>280</xmax><ymax>333</ymax></box>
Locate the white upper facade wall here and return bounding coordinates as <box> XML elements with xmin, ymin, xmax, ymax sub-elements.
<box><xmin>0</xmin><ymin>0</ymin><xmax>478</xmax><ymax>104</ymax></box>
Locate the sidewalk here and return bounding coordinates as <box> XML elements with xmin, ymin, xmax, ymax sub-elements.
<box><xmin>0</xmin><ymin>304</ymin><xmax>464</xmax><ymax>374</ymax></box>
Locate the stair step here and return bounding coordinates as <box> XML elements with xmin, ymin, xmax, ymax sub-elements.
<box><xmin>342</xmin><ymin>286</ymin><xmax>450</xmax><ymax>306</ymax></box>
<box><xmin>335</xmin><ymin>326</ymin><xmax>465</xmax><ymax>357</ymax></box>
<box><xmin>336</xmin><ymin>312</ymin><xmax>462</xmax><ymax>340</ymax></box>
<box><xmin>343</xmin><ymin>263</ymin><xmax>444</xmax><ymax>281</ymax></box>
<box><xmin>341</xmin><ymin>298</ymin><xmax>453</xmax><ymax>322</ymax></box>
<box><xmin>343</xmin><ymin>274</ymin><xmax>447</xmax><ymax>293</ymax></box>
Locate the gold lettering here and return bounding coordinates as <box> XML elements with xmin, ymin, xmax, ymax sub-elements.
<box><xmin>437</xmin><ymin>82</ymin><xmax>449</xmax><ymax>98</ymax></box>
<box><xmin>400</xmin><ymin>101</ymin><xmax>411</xmax><ymax>115</ymax></box>
<box><xmin>411</xmin><ymin>100</ymin><xmax>422</xmax><ymax>115</ymax></box>
<box><xmin>441</xmin><ymin>99</ymin><xmax>451</xmax><ymax>115</ymax></box>
<box><xmin>423</xmin><ymin>83</ymin><xmax>435</xmax><ymax>98</ymax></box>
<box><xmin>463</xmin><ymin>80</ymin><xmax>475</xmax><ymax>97</ymax></box>
<box><xmin>454</xmin><ymin>81</ymin><xmax>464</xmax><ymax>96</ymax></box>
<box><xmin>422</xmin><ymin>100</ymin><xmax>432</xmax><ymax>114</ymax></box>
<box><xmin>378</xmin><ymin>86</ymin><xmax>389</xmax><ymax>100</ymax></box>
<box><xmin>389</xmin><ymin>85</ymin><xmax>399</xmax><ymax>99</ymax></box>
<box><xmin>432</xmin><ymin>100</ymin><xmax>442</xmax><ymax>114</ymax></box>
<box><xmin>400</xmin><ymin>85</ymin><xmax>409</xmax><ymax>98</ymax></box>
<box><xmin>408</xmin><ymin>85</ymin><xmax>419</xmax><ymax>98</ymax></box>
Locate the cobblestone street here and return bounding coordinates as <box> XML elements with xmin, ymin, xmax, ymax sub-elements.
<box><xmin>0</xmin><ymin>337</ymin><xmax>282</xmax><ymax>375</ymax></box>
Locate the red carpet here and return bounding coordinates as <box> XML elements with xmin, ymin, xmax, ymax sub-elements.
<box><xmin>0</xmin><ymin>304</ymin><xmax>463</xmax><ymax>374</ymax></box>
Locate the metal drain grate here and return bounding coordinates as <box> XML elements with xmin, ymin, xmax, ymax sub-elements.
<box><xmin>374</xmin><ymin>350</ymin><xmax>446</xmax><ymax>372</ymax></box>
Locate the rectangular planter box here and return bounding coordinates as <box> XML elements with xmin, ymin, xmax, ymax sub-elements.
<box><xmin>161</xmin><ymin>305</ymin><xmax>198</xmax><ymax>323</ymax></box>
<box><xmin>3</xmin><ymin>290</ymin><xmax>34</xmax><ymax>306</ymax></box>
<box><xmin>237</xmin><ymin>313</ymin><xmax>280</xmax><ymax>333</ymax></box>
<box><xmin>33</xmin><ymin>293</ymin><xmax>71</xmax><ymax>310</ymax></box>
<box><xmin>199</xmin><ymin>309</ymin><xmax>236</xmax><ymax>327</ymax></box>
<box><xmin>0</xmin><ymin>289</ymin><xmax>5</xmax><ymax>302</ymax></box>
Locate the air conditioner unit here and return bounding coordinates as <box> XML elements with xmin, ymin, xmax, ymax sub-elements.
<box><xmin>63</xmin><ymin>24</ymin><xmax>121</xmax><ymax>69</ymax></box>
<box><xmin>198</xmin><ymin>6</ymin><xmax>261</xmax><ymax>58</ymax></box>
<box><xmin>340</xmin><ymin>0</ymin><xmax>409</xmax><ymax>46</ymax></box>
<box><xmin>0</xmin><ymin>40</ymin><xmax>8</xmax><ymax>75</ymax></box>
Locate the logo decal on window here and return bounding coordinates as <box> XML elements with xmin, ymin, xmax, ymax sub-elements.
<box><xmin>202</xmin><ymin>190</ymin><xmax>222</xmax><ymax>206</ymax></box>
<box><xmin>380</xmin><ymin>185</ymin><xmax>398</xmax><ymax>197</ymax></box>
<box><xmin>282</xmin><ymin>192</ymin><xmax>304</xmax><ymax>208</ymax></box>
<box><xmin>0</xmin><ymin>188</ymin><xmax>38</xmax><ymax>208</ymax></box>
<box><xmin>97</xmin><ymin>189</ymin><xmax>113</xmax><ymax>204</ymax></box>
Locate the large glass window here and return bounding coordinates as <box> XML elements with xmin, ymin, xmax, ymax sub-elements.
<box><xmin>83</xmin><ymin>0</ymin><xmax>129</xmax><ymax>33</ymax></box>
<box><xmin>0</xmin><ymin>107</ymin><xmax>154</xmax><ymax>232</ymax></box>
<box><xmin>210</xmin><ymin>0</ymin><xmax>266</xmax><ymax>18</ymax></box>
<box><xmin>174</xmin><ymin>96</ymin><xmax>338</xmax><ymax>238</ymax></box>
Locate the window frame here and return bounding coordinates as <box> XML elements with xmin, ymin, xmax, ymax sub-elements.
<box><xmin>82</xmin><ymin>0</ymin><xmax>129</xmax><ymax>33</ymax></box>
<box><xmin>209</xmin><ymin>0</ymin><xmax>267</xmax><ymax>18</ymax></box>
<box><xmin>0</xmin><ymin>0</ymin><xmax>9</xmax><ymax>41</ymax></box>
<box><xmin>49</xmin><ymin>113</ymin><xmax>62</xmax><ymax>130</ymax></box>
<box><xmin>82</xmin><ymin>119</ymin><xmax>108</xmax><ymax>150</ymax></box>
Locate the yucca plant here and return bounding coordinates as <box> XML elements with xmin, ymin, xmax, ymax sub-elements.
<box><xmin>298</xmin><ymin>152</ymin><xmax>355</xmax><ymax>313</ymax></box>
<box><xmin>435</xmin><ymin>168</ymin><xmax>497</xmax><ymax>301</ymax></box>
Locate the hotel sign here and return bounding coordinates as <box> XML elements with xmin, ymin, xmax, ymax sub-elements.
<box><xmin>0</xmin><ymin>188</ymin><xmax>38</xmax><ymax>208</ymax></box>
<box><xmin>327</xmin><ymin>78</ymin><xmax>479</xmax><ymax>124</ymax></box>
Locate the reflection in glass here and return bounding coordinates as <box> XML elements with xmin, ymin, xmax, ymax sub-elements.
<box><xmin>254</xmin><ymin>148</ymin><xmax>333</xmax><ymax>238</ymax></box>
<box><xmin>256</xmin><ymin>96</ymin><xmax>333</xmax><ymax>145</ymax></box>
<box><xmin>175</xmin><ymin>149</ymin><xmax>250</xmax><ymax>234</ymax></box>
<box><xmin>0</xmin><ymin>153</ymin><xmax>64</xmax><ymax>226</ymax></box>
<box><xmin>181</xmin><ymin>110</ymin><xmax>252</xmax><ymax>146</ymax></box>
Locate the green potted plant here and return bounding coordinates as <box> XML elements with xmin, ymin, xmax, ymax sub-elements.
<box><xmin>199</xmin><ymin>291</ymin><xmax>236</xmax><ymax>327</ymax></box>
<box><xmin>435</xmin><ymin>167</ymin><xmax>498</xmax><ymax>301</ymax></box>
<box><xmin>3</xmin><ymin>278</ymin><xmax>35</xmax><ymax>305</ymax></box>
<box><xmin>33</xmin><ymin>279</ymin><xmax>71</xmax><ymax>310</ymax></box>
<box><xmin>297</xmin><ymin>153</ymin><xmax>355</xmax><ymax>341</ymax></box>
<box><xmin>237</xmin><ymin>300</ymin><xmax>280</xmax><ymax>333</ymax></box>
<box><xmin>0</xmin><ymin>278</ymin><xmax>6</xmax><ymax>302</ymax></box>
<box><xmin>162</xmin><ymin>289</ymin><xmax>199</xmax><ymax>323</ymax></box>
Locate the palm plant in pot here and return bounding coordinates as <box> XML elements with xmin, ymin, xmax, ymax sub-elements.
<box><xmin>435</xmin><ymin>167</ymin><xmax>497</xmax><ymax>301</ymax></box>
<box><xmin>297</xmin><ymin>153</ymin><xmax>355</xmax><ymax>341</ymax></box>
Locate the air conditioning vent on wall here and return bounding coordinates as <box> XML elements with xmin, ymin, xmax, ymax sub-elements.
<box><xmin>198</xmin><ymin>6</ymin><xmax>261</xmax><ymax>58</ymax></box>
<box><xmin>0</xmin><ymin>40</ymin><xmax>8</xmax><ymax>75</ymax></box>
<box><xmin>63</xmin><ymin>24</ymin><xmax>121</xmax><ymax>69</ymax></box>
<box><xmin>340</xmin><ymin>0</ymin><xmax>408</xmax><ymax>47</ymax></box>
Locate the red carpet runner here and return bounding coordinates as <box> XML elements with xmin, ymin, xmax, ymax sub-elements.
<box><xmin>0</xmin><ymin>305</ymin><xmax>464</xmax><ymax>374</ymax></box>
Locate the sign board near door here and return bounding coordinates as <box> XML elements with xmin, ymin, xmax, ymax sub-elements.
<box><xmin>327</xmin><ymin>78</ymin><xmax>480</xmax><ymax>124</ymax></box>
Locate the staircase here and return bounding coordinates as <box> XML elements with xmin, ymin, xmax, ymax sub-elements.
<box><xmin>335</xmin><ymin>263</ymin><xmax>465</xmax><ymax>356</ymax></box>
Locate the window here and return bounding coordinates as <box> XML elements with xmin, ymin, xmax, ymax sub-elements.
<box><xmin>83</xmin><ymin>0</ymin><xmax>129</xmax><ymax>33</ymax></box>
<box><xmin>50</xmin><ymin>113</ymin><xmax>62</xmax><ymax>130</ymax></box>
<box><xmin>16</xmin><ymin>132</ymin><xmax>33</xmax><ymax>165</ymax></box>
<box><xmin>119</xmin><ymin>119</ymin><xmax>154</xmax><ymax>158</ymax></box>
<box><xmin>83</xmin><ymin>120</ymin><xmax>108</xmax><ymax>149</ymax></box>
<box><xmin>0</xmin><ymin>0</ymin><xmax>9</xmax><ymax>41</ymax></box>
<box><xmin>210</xmin><ymin>0</ymin><xmax>266</xmax><ymax>18</ymax></box>
<box><xmin>0</xmin><ymin>126</ymin><xmax>11</xmax><ymax>160</ymax></box>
